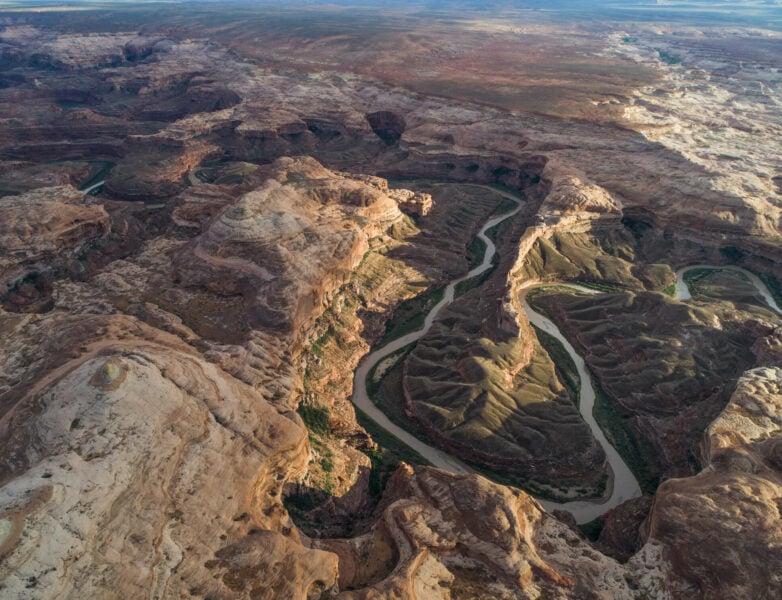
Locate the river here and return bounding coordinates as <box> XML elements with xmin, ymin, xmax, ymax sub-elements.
<box><xmin>350</xmin><ymin>186</ymin><xmax>642</xmax><ymax>523</ymax></box>
<box><xmin>521</xmin><ymin>285</ymin><xmax>642</xmax><ymax>522</ymax></box>
<box><xmin>675</xmin><ymin>264</ymin><xmax>782</xmax><ymax>315</ymax></box>
<box><xmin>350</xmin><ymin>187</ymin><xmax>522</xmax><ymax>478</ymax></box>
<box><xmin>350</xmin><ymin>199</ymin><xmax>782</xmax><ymax>522</ymax></box>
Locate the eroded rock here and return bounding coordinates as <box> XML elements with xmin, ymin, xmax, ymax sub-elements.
<box><xmin>643</xmin><ymin>367</ymin><xmax>782</xmax><ymax>598</ymax></box>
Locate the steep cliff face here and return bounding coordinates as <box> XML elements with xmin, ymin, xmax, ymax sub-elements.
<box><xmin>318</xmin><ymin>465</ymin><xmax>689</xmax><ymax>599</ymax></box>
<box><xmin>643</xmin><ymin>367</ymin><xmax>782</xmax><ymax>599</ymax></box>
<box><xmin>491</xmin><ymin>162</ymin><xmax>627</xmax><ymax>355</ymax></box>
<box><xmin>0</xmin><ymin>157</ymin><xmax>441</xmax><ymax>598</ymax></box>
<box><xmin>0</xmin><ymin>185</ymin><xmax>103</xmax><ymax>250</ymax></box>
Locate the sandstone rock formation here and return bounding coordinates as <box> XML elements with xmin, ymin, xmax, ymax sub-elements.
<box><xmin>0</xmin><ymin>186</ymin><xmax>108</xmax><ymax>262</ymax></box>
<box><xmin>643</xmin><ymin>367</ymin><xmax>782</xmax><ymax>598</ymax></box>
<box><xmin>536</xmin><ymin>162</ymin><xmax>623</xmax><ymax>223</ymax></box>
<box><xmin>1</xmin><ymin>7</ymin><xmax>782</xmax><ymax>599</ymax></box>
<box><xmin>366</xmin><ymin>111</ymin><xmax>406</xmax><ymax>145</ymax></box>
<box><xmin>173</xmin><ymin>156</ymin><xmax>405</xmax><ymax>338</ymax></box>
<box><xmin>387</xmin><ymin>188</ymin><xmax>434</xmax><ymax>217</ymax></box>
<box><xmin>0</xmin><ymin>313</ymin><xmax>338</xmax><ymax>598</ymax></box>
<box><xmin>608</xmin><ymin>28</ymin><xmax>782</xmax><ymax>236</ymax></box>
<box><xmin>0</xmin><ymin>186</ymin><xmax>110</xmax><ymax>312</ymax></box>
<box><xmin>321</xmin><ymin>465</ymin><xmax>688</xmax><ymax>599</ymax></box>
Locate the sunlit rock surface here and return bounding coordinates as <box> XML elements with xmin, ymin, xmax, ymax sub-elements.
<box><xmin>0</xmin><ymin>5</ymin><xmax>781</xmax><ymax>598</ymax></box>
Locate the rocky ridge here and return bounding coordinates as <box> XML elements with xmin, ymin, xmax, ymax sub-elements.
<box><xmin>644</xmin><ymin>367</ymin><xmax>782</xmax><ymax>598</ymax></box>
<box><xmin>174</xmin><ymin>156</ymin><xmax>405</xmax><ymax>339</ymax></box>
<box><xmin>0</xmin><ymin>156</ymin><xmax>680</xmax><ymax>599</ymax></box>
<box><xmin>0</xmin><ymin>314</ymin><xmax>337</xmax><ymax>598</ymax></box>
<box><xmin>606</xmin><ymin>27</ymin><xmax>782</xmax><ymax>235</ymax></box>
<box><xmin>0</xmin><ymin>157</ymin><xmax>422</xmax><ymax>598</ymax></box>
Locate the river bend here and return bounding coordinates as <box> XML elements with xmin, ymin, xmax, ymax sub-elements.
<box><xmin>350</xmin><ymin>187</ymin><xmax>642</xmax><ymax>523</ymax></box>
<box><xmin>675</xmin><ymin>264</ymin><xmax>782</xmax><ymax>315</ymax></box>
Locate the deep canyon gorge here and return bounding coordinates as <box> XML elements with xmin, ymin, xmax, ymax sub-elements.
<box><xmin>1</xmin><ymin>1</ymin><xmax>782</xmax><ymax>598</ymax></box>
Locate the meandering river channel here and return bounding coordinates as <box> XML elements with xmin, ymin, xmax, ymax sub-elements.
<box><xmin>351</xmin><ymin>187</ymin><xmax>643</xmax><ymax>523</ymax></box>
<box><xmin>675</xmin><ymin>264</ymin><xmax>782</xmax><ymax>315</ymax></box>
<box><xmin>521</xmin><ymin>284</ymin><xmax>642</xmax><ymax>522</ymax></box>
<box><xmin>351</xmin><ymin>187</ymin><xmax>520</xmax><ymax>479</ymax></box>
<box><xmin>351</xmin><ymin>189</ymin><xmax>782</xmax><ymax>523</ymax></box>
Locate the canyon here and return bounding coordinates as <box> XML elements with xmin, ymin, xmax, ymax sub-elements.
<box><xmin>1</xmin><ymin>1</ymin><xmax>782</xmax><ymax>598</ymax></box>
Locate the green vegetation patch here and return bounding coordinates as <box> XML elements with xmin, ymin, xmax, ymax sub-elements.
<box><xmin>683</xmin><ymin>268</ymin><xmax>775</xmax><ymax>317</ymax></box>
<box><xmin>485</xmin><ymin>222</ymin><xmax>504</xmax><ymax>245</ymax></box>
<box><xmin>309</xmin><ymin>325</ymin><xmax>335</xmax><ymax>359</ymax></box>
<box><xmin>465</xmin><ymin>235</ymin><xmax>488</xmax><ymax>270</ymax></box>
<box><xmin>493</xmin><ymin>195</ymin><xmax>519</xmax><ymax>216</ymax></box>
<box><xmin>355</xmin><ymin>407</ymin><xmax>431</xmax><ymax>498</ymax></box>
<box><xmin>578</xmin><ymin>517</ymin><xmax>604</xmax><ymax>542</ymax></box>
<box><xmin>387</xmin><ymin>213</ymin><xmax>418</xmax><ymax>241</ymax></box>
<box><xmin>573</xmin><ymin>280</ymin><xmax>625</xmax><ymax>293</ymax></box>
<box><xmin>297</xmin><ymin>403</ymin><xmax>331</xmax><ymax>437</ymax></box>
<box><xmin>719</xmin><ymin>246</ymin><xmax>746</xmax><ymax>263</ymax></box>
<box><xmin>377</xmin><ymin>286</ymin><xmax>445</xmax><ymax>348</ymax></box>
<box><xmin>454</xmin><ymin>256</ymin><xmax>499</xmax><ymax>298</ymax></box>
<box><xmin>77</xmin><ymin>161</ymin><xmax>115</xmax><ymax>191</ymax></box>
<box><xmin>284</xmin><ymin>491</ymin><xmax>319</xmax><ymax>514</ymax></box>
<box><xmin>366</xmin><ymin>344</ymin><xmax>432</xmax><ymax>440</ymax></box>
<box><xmin>591</xmin><ymin>374</ymin><xmax>660</xmax><ymax>495</ymax></box>
<box><xmin>757</xmin><ymin>271</ymin><xmax>782</xmax><ymax>309</ymax></box>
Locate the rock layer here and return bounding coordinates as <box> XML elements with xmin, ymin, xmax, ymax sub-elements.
<box><xmin>0</xmin><ymin>186</ymin><xmax>110</xmax><ymax>312</ymax></box>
